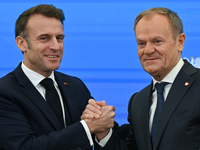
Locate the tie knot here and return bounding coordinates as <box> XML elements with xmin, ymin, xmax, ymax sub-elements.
<box><xmin>40</xmin><ymin>78</ymin><xmax>54</xmax><ymax>90</ymax></box>
<box><xmin>155</xmin><ymin>82</ymin><xmax>168</xmax><ymax>94</ymax></box>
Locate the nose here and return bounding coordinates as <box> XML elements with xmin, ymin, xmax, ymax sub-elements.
<box><xmin>144</xmin><ymin>42</ymin><xmax>155</xmax><ymax>54</ymax></box>
<box><xmin>49</xmin><ymin>37</ymin><xmax>60</xmax><ymax>51</ymax></box>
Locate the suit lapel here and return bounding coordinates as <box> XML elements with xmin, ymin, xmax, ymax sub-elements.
<box><xmin>14</xmin><ymin>64</ymin><xmax>63</xmax><ymax>130</ymax></box>
<box><xmin>153</xmin><ymin>61</ymin><xmax>196</xmax><ymax>150</ymax></box>
<box><xmin>55</xmin><ymin>73</ymin><xmax>80</xmax><ymax>125</ymax></box>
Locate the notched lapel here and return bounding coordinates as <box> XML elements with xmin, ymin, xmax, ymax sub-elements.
<box><xmin>153</xmin><ymin>65</ymin><xmax>195</xmax><ymax>149</ymax></box>
<box><xmin>22</xmin><ymin>83</ymin><xmax>64</xmax><ymax>130</ymax></box>
<box><xmin>14</xmin><ymin>64</ymin><xmax>63</xmax><ymax>130</ymax></box>
<box><xmin>55</xmin><ymin>73</ymin><xmax>80</xmax><ymax>125</ymax></box>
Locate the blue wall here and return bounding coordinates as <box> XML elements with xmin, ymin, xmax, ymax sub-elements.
<box><xmin>1</xmin><ymin>0</ymin><xmax>200</xmax><ymax>125</ymax></box>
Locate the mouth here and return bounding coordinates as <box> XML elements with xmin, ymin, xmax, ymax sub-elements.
<box><xmin>45</xmin><ymin>55</ymin><xmax>60</xmax><ymax>61</ymax></box>
<box><xmin>46</xmin><ymin>55</ymin><xmax>58</xmax><ymax>58</ymax></box>
<box><xmin>146</xmin><ymin>58</ymin><xmax>156</xmax><ymax>61</ymax></box>
<box><xmin>143</xmin><ymin>57</ymin><xmax>159</xmax><ymax>63</ymax></box>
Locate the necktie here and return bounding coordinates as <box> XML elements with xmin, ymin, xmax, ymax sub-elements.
<box><xmin>151</xmin><ymin>82</ymin><xmax>168</xmax><ymax>146</ymax></box>
<box><xmin>40</xmin><ymin>78</ymin><xmax>64</xmax><ymax>125</ymax></box>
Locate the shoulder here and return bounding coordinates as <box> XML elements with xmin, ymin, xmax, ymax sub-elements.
<box><xmin>54</xmin><ymin>71</ymin><xmax>91</xmax><ymax>94</ymax></box>
<box><xmin>128</xmin><ymin>83</ymin><xmax>152</xmax><ymax>108</ymax></box>
<box><xmin>54</xmin><ymin>71</ymin><xmax>93</xmax><ymax>103</ymax></box>
<box><xmin>178</xmin><ymin>60</ymin><xmax>200</xmax><ymax>83</ymax></box>
<box><xmin>55</xmin><ymin>71</ymin><xmax>85</xmax><ymax>85</ymax></box>
<box><xmin>130</xmin><ymin>84</ymin><xmax>152</xmax><ymax>101</ymax></box>
<box><xmin>0</xmin><ymin>70</ymin><xmax>21</xmax><ymax>102</ymax></box>
<box><xmin>0</xmin><ymin>63</ymin><xmax>25</xmax><ymax>87</ymax></box>
<box><xmin>0</xmin><ymin>71</ymin><xmax>15</xmax><ymax>88</ymax></box>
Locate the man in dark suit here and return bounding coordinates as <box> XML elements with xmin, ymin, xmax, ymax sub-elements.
<box><xmin>83</xmin><ymin>7</ymin><xmax>200</xmax><ymax>150</ymax></box>
<box><xmin>0</xmin><ymin>4</ymin><xmax>117</xmax><ymax>150</ymax></box>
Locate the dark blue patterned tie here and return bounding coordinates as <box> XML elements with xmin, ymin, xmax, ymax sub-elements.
<box><xmin>151</xmin><ymin>82</ymin><xmax>168</xmax><ymax>146</ymax></box>
<box><xmin>40</xmin><ymin>78</ymin><xmax>64</xmax><ymax>126</ymax></box>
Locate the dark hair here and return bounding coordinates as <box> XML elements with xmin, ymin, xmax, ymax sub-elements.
<box><xmin>15</xmin><ymin>4</ymin><xmax>65</xmax><ymax>45</ymax></box>
<box><xmin>134</xmin><ymin>7</ymin><xmax>183</xmax><ymax>39</ymax></box>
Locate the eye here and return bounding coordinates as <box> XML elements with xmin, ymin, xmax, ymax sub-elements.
<box><xmin>40</xmin><ymin>37</ymin><xmax>47</xmax><ymax>40</ymax></box>
<box><xmin>56</xmin><ymin>37</ymin><xmax>64</xmax><ymax>41</ymax></box>
<box><xmin>38</xmin><ymin>36</ymin><xmax>49</xmax><ymax>42</ymax></box>
<box><xmin>56</xmin><ymin>36</ymin><xmax>64</xmax><ymax>42</ymax></box>
<box><xmin>154</xmin><ymin>39</ymin><xmax>163</xmax><ymax>45</ymax></box>
<box><xmin>137</xmin><ymin>41</ymin><xmax>146</xmax><ymax>48</ymax></box>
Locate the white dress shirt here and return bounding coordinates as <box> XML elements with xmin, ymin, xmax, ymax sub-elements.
<box><xmin>149</xmin><ymin>59</ymin><xmax>184</xmax><ymax>133</ymax></box>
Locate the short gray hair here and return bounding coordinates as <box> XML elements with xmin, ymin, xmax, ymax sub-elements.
<box><xmin>134</xmin><ymin>7</ymin><xmax>183</xmax><ymax>38</ymax></box>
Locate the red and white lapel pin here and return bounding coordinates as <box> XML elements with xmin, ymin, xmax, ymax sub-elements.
<box><xmin>184</xmin><ymin>82</ymin><xmax>189</xmax><ymax>86</ymax></box>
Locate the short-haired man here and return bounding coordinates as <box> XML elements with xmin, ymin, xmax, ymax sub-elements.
<box><xmin>84</xmin><ymin>7</ymin><xmax>200</xmax><ymax>150</ymax></box>
<box><xmin>0</xmin><ymin>4</ymin><xmax>116</xmax><ymax>150</ymax></box>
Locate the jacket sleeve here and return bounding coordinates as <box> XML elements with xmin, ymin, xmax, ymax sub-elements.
<box><xmin>94</xmin><ymin>94</ymin><xmax>138</xmax><ymax>150</ymax></box>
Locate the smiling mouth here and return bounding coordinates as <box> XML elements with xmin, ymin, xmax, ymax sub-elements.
<box><xmin>147</xmin><ymin>59</ymin><xmax>156</xmax><ymax>61</ymax></box>
<box><xmin>46</xmin><ymin>55</ymin><xmax>58</xmax><ymax>58</ymax></box>
<box><xmin>143</xmin><ymin>58</ymin><xmax>159</xmax><ymax>63</ymax></box>
<box><xmin>145</xmin><ymin>57</ymin><xmax>158</xmax><ymax>61</ymax></box>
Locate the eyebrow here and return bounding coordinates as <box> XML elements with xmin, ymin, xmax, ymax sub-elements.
<box><xmin>38</xmin><ymin>34</ymin><xmax>49</xmax><ymax>37</ymax></box>
<box><xmin>136</xmin><ymin>38</ymin><xmax>145</xmax><ymax>42</ymax></box>
<box><xmin>137</xmin><ymin>36</ymin><xmax>163</xmax><ymax>41</ymax></box>
<box><xmin>38</xmin><ymin>33</ymin><xmax>65</xmax><ymax>38</ymax></box>
<box><xmin>57</xmin><ymin>34</ymin><xmax>65</xmax><ymax>37</ymax></box>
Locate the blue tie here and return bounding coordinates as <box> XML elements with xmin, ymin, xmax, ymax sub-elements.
<box><xmin>151</xmin><ymin>82</ymin><xmax>168</xmax><ymax>146</ymax></box>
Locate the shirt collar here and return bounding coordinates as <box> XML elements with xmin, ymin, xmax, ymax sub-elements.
<box><xmin>21</xmin><ymin>62</ymin><xmax>57</xmax><ymax>87</ymax></box>
<box><xmin>152</xmin><ymin>58</ymin><xmax>184</xmax><ymax>89</ymax></box>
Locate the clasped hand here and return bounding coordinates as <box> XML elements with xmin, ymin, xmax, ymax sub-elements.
<box><xmin>81</xmin><ymin>99</ymin><xmax>116</xmax><ymax>141</ymax></box>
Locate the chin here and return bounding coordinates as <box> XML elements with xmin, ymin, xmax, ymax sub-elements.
<box><xmin>52</xmin><ymin>67</ymin><xmax>60</xmax><ymax>71</ymax></box>
<box><xmin>144</xmin><ymin>67</ymin><xmax>157</xmax><ymax>75</ymax></box>
<box><xmin>47</xmin><ymin>66</ymin><xmax>60</xmax><ymax>71</ymax></box>
<box><xmin>49</xmin><ymin>63</ymin><xmax>60</xmax><ymax>70</ymax></box>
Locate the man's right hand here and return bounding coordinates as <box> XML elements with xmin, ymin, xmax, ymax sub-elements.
<box><xmin>81</xmin><ymin>99</ymin><xmax>116</xmax><ymax>140</ymax></box>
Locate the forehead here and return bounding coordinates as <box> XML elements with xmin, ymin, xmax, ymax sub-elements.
<box><xmin>26</xmin><ymin>14</ymin><xmax>64</xmax><ymax>35</ymax></box>
<box><xmin>135</xmin><ymin>14</ymin><xmax>172</xmax><ymax>39</ymax></box>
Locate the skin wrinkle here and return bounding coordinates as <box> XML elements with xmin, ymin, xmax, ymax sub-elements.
<box><xmin>16</xmin><ymin>14</ymin><xmax>64</xmax><ymax>77</ymax></box>
<box><xmin>135</xmin><ymin>14</ymin><xmax>185</xmax><ymax>81</ymax></box>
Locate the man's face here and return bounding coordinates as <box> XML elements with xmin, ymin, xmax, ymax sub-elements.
<box><xmin>21</xmin><ymin>14</ymin><xmax>64</xmax><ymax>77</ymax></box>
<box><xmin>135</xmin><ymin>14</ymin><xmax>185</xmax><ymax>81</ymax></box>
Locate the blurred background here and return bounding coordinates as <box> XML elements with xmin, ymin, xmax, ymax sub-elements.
<box><xmin>1</xmin><ymin>0</ymin><xmax>200</xmax><ymax>125</ymax></box>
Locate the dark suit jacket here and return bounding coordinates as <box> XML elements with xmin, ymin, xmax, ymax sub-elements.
<box><xmin>101</xmin><ymin>60</ymin><xmax>200</xmax><ymax>150</ymax></box>
<box><xmin>0</xmin><ymin>63</ymin><xmax>93</xmax><ymax>150</ymax></box>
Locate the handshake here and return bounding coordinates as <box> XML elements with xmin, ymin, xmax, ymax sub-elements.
<box><xmin>81</xmin><ymin>99</ymin><xmax>116</xmax><ymax>141</ymax></box>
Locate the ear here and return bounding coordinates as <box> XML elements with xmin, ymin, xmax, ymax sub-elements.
<box><xmin>177</xmin><ymin>33</ymin><xmax>185</xmax><ymax>52</ymax></box>
<box><xmin>16</xmin><ymin>36</ymin><xmax>29</xmax><ymax>53</ymax></box>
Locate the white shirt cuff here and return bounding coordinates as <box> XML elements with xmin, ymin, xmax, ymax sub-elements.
<box><xmin>80</xmin><ymin>120</ymin><xmax>94</xmax><ymax>146</ymax></box>
<box><xmin>95</xmin><ymin>128</ymin><xmax>113</xmax><ymax>147</ymax></box>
